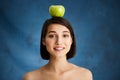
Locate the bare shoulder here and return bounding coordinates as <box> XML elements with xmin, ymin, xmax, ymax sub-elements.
<box><xmin>22</xmin><ymin>68</ymin><xmax>42</xmax><ymax>80</ymax></box>
<box><xmin>22</xmin><ymin>71</ymin><xmax>34</xmax><ymax>80</ymax></box>
<box><xmin>77</xmin><ymin>66</ymin><xmax>92</xmax><ymax>75</ymax></box>
<box><xmin>72</xmin><ymin>64</ymin><xmax>93</xmax><ymax>80</ymax></box>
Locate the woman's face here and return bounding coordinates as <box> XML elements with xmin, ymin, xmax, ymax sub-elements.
<box><xmin>42</xmin><ymin>24</ymin><xmax>72</xmax><ymax>59</ymax></box>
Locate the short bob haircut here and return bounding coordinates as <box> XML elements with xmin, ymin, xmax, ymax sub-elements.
<box><xmin>40</xmin><ymin>17</ymin><xmax>76</xmax><ymax>60</ymax></box>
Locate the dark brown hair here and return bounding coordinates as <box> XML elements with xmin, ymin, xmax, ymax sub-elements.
<box><xmin>40</xmin><ymin>17</ymin><xmax>76</xmax><ymax>60</ymax></box>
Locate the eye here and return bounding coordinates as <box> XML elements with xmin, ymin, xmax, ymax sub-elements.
<box><xmin>48</xmin><ymin>34</ymin><xmax>56</xmax><ymax>38</ymax></box>
<box><xmin>63</xmin><ymin>34</ymin><xmax>69</xmax><ymax>38</ymax></box>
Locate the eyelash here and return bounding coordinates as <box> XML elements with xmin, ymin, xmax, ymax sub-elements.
<box><xmin>48</xmin><ymin>35</ymin><xmax>55</xmax><ymax>38</ymax></box>
<box><xmin>48</xmin><ymin>34</ymin><xmax>69</xmax><ymax>38</ymax></box>
<box><xmin>63</xmin><ymin>34</ymin><xmax>69</xmax><ymax>37</ymax></box>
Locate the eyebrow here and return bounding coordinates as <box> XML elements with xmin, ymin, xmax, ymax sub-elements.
<box><xmin>63</xmin><ymin>31</ymin><xmax>70</xmax><ymax>33</ymax></box>
<box><xmin>48</xmin><ymin>31</ymin><xmax>56</xmax><ymax>33</ymax></box>
<box><xmin>48</xmin><ymin>31</ymin><xmax>70</xmax><ymax>33</ymax></box>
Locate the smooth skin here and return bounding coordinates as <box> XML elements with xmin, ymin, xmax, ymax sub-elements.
<box><xmin>23</xmin><ymin>24</ymin><xmax>92</xmax><ymax>80</ymax></box>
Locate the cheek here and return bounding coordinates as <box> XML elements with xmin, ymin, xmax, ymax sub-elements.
<box><xmin>45</xmin><ymin>40</ymin><xmax>53</xmax><ymax>52</ymax></box>
<box><xmin>65</xmin><ymin>39</ymin><xmax>72</xmax><ymax>46</ymax></box>
<box><xmin>45</xmin><ymin>39</ymin><xmax>54</xmax><ymax>47</ymax></box>
<box><xmin>69</xmin><ymin>38</ymin><xmax>72</xmax><ymax>44</ymax></box>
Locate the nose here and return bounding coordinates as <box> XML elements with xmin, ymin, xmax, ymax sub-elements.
<box><xmin>56</xmin><ymin>36</ymin><xmax>62</xmax><ymax>45</ymax></box>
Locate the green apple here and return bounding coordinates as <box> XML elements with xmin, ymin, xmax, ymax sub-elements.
<box><xmin>49</xmin><ymin>5</ymin><xmax>65</xmax><ymax>17</ymax></box>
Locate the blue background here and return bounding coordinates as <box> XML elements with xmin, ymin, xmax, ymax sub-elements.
<box><xmin>0</xmin><ymin>0</ymin><xmax>120</xmax><ymax>80</ymax></box>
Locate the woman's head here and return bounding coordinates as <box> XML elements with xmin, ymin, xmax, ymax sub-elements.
<box><xmin>40</xmin><ymin>17</ymin><xmax>76</xmax><ymax>60</ymax></box>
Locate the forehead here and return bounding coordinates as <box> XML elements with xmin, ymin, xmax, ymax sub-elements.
<box><xmin>47</xmin><ymin>24</ymin><xmax>70</xmax><ymax>33</ymax></box>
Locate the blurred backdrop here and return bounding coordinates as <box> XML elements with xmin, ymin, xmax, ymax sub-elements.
<box><xmin>0</xmin><ymin>0</ymin><xmax>120</xmax><ymax>80</ymax></box>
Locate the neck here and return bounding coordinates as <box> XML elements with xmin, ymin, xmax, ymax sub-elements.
<box><xmin>46</xmin><ymin>56</ymin><xmax>70</xmax><ymax>73</ymax></box>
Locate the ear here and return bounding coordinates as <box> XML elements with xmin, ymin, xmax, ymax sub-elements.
<box><xmin>42</xmin><ymin>39</ymin><xmax>46</xmax><ymax>46</ymax></box>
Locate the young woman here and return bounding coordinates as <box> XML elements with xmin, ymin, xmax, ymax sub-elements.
<box><xmin>23</xmin><ymin>17</ymin><xmax>93</xmax><ymax>80</ymax></box>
